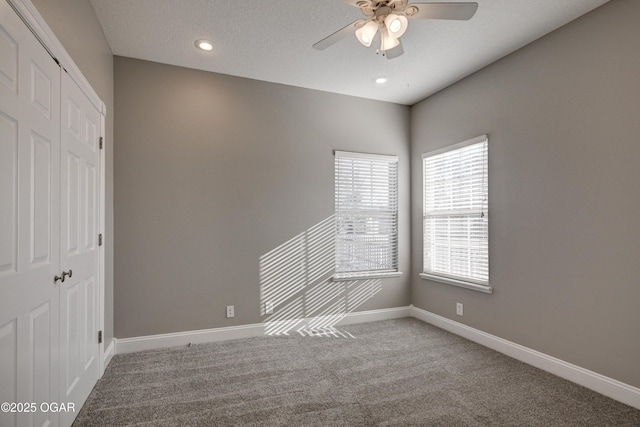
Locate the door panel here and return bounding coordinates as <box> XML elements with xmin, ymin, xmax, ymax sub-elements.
<box><xmin>0</xmin><ymin>2</ymin><xmax>61</xmax><ymax>427</ymax></box>
<box><xmin>63</xmin><ymin>283</ymin><xmax>79</xmax><ymax>396</ymax></box>
<box><xmin>30</xmin><ymin>302</ymin><xmax>52</xmax><ymax>427</ymax></box>
<box><xmin>0</xmin><ymin>23</ymin><xmax>18</xmax><ymax>92</ymax></box>
<box><xmin>0</xmin><ymin>111</ymin><xmax>18</xmax><ymax>275</ymax></box>
<box><xmin>0</xmin><ymin>320</ymin><xmax>17</xmax><ymax>427</ymax></box>
<box><xmin>30</xmin><ymin>62</ymin><xmax>53</xmax><ymax>119</ymax></box>
<box><xmin>84</xmin><ymin>163</ymin><xmax>96</xmax><ymax>251</ymax></box>
<box><xmin>59</xmin><ymin>71</ymin><xmax>101</xmax><ymax>426</ymax></box>
<box><xmin>65</xmin><ymin>153</ymin><xmax>80</xmax><ymax>255</ymax></box>
<box><xmin>83</xmin><ymin>276</ymin><xmax>96</xmax><ymax>369</ymax></box>
<box><xmin>31</xmin><ymin>132</ymin><xmax>52</xmax><ymax>265</ymax></box>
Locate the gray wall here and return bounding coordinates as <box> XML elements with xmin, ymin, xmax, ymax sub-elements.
<box><xmin>114</xmin><ymin>57</ymin><xmax>411</xmax><ymax>338</ymax></box>
<box><xmin>31</xmin><ymin>0</ymin><xmax>115</xmax><ymax>348</ymax></box>
<box><xmin>411</xmin><ymin>0</ymin><xmax>640</xmax><ymax>388</ymax></box>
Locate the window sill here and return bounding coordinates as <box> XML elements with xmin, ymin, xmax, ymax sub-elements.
<box><xmin>419</xmin><ymin>273</ymin><xmax>493</xmax><ymax>294</ymax></box>
<box><xmin>332</xmin><ymin>272</ymin><xmax>403</xmax><ymax>282</ymax></box>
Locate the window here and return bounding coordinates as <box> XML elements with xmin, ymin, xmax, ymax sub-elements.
<box><xmin>421</xmin><ymin>135</ymin><xmax>490</xmax><ymax>293</ymax></box>
<box><xmin>334</xmin><ymin>151</ymin><xmax>399</xmax><ymax>280</ymax></box>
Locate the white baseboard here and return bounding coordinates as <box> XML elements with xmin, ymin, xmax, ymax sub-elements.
<box><xmin>410</xmin><ymin>305</ymin><xmax>640</xmax><ymax>410</ymax></box>
<box><xmin>115</xmin><ymin>322</ymin><xmax>265</xmax><ymax>354</ymax></box>
<box><xmin>337</xmin><ymin>306</ymin><xmax>411</xmax><ymax>325</ymax></box>
<box><xmin>115</xmin><ymin>306</ymin><xmax>411</xmax><ymax>354</ymax></box>
<box><xmin>101</xmin><ymin>339</ymin><xmax>115</xmax><ymax>374</ymax></box>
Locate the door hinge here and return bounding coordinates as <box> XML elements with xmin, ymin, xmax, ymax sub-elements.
<box><xmin>98</xmin><ymin>330</ymin><xmax>103</xmax><ymax>344</ymax></box>
<box><xmin>99</xmin><ymin>136</ymin><xmax>103</xmax><ymax>150</ymax></box>
<box><xmin>98</xmin><ymin>234</ymin><xmax>103</xmax><ymax>246</ymax></box>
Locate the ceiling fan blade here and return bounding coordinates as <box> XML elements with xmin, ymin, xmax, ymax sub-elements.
<box><xmin>313</xmin><ymin>20</ymin><xmax>362</xmax><ymax>50</ymax></box>
<box><xmin>385</xmin><ymin>40</ymin><xmax>404</xmax><ymax>59</ymax></box>
<box><xmin>408</xmin><ymin>2</ymin><xmax>478</xmax><ymax>20</ymax></box>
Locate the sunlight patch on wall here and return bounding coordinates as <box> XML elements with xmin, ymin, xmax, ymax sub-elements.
<box><xmin>259</xmin><ymin>215</ymin><xmax>381</xmax><ymax>337</ymax></box>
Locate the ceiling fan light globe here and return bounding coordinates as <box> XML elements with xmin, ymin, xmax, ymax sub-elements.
<box><xmin>384</xmin><ymin>14</ymin><xmax>408</xmax><ymax>38</ymax></box>
<box><xmin>381</xmin><ymin>28</ymin><xmax>400</xmax><ymax>51</ymax></box>
<box><xmin>355</xmin><ymin>21</ymin><xmax>378</xmax><ymax>47</ymax></box>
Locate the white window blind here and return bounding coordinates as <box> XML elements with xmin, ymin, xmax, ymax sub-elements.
<box><xmin>335</xmin><ymin>151</ymin><xmax>398</xmax><ymax>278</ymax></box>
<box><xmin>422</xmin><ymin>136</ymin><xmax>488</xmax><ymax>286</ymax></box>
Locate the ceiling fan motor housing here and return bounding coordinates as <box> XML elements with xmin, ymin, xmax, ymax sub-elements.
<box><xmin>357</xmin><ymin>0</ymin><xmax>409</xmax><ymax>17</ymax></box>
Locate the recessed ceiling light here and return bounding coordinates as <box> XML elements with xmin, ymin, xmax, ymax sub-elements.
<box><xmin>374</xmin><ymin>77</ymin><xmax>388</xmax><ymax>85</ymax></box>
<box><xmin>195</xmin><ymin>39</ymin><xmax>213</xmax><ymax>51</ymax></box>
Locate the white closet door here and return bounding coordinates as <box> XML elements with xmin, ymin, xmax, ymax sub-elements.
<box><xmin>0</xmin><ymin>1</ymin><xmax>61</xmax><ymax>427</ymax></box>
<box><xmin>58</xmin><ymin>71</ymin><xmax>101</xmax><ymax>426</ymax></box>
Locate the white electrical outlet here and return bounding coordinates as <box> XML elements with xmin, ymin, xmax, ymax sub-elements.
<box><xmin>456</xmin><ymin>303</ymin><xmax>464</xmax><ymax>316</ymax></box>
<box><xmin>226</xmin><ymin>305</ymin><xmax>234</xmax><ymax>318</ymax></box>
<box><xmin>265</xmin><ymin>301</ymin><xmax>273</xmax><ymax>315</ymax></box>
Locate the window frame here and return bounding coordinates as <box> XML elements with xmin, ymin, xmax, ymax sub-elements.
<box><xmin>333</xmin><ymin>150</ymin><xmax>401</xmax><ymax>281</ymax></box>
<box><xmin>420</xmin><ymin>135</ymin><xmax>491</xmax><ymax>294</ymax></box>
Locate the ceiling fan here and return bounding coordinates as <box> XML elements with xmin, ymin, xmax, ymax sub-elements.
<box><xmin>313</xmin><ymin>1</ymin><xmax>478</xmax><ymax>59</ymax></box>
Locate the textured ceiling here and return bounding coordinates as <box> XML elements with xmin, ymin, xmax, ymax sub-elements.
<box><xmin>89</xmin><ymin>0</ymin><xmax>608</xmax><ymax>105</ymax></box>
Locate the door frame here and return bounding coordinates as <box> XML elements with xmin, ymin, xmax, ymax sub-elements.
<box><xmin>7</xmin><ymin>0</ymin><xmax>109</xmax><ymax>376</ymax></box>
